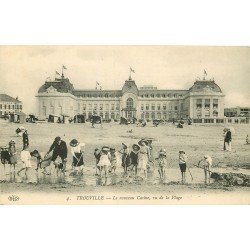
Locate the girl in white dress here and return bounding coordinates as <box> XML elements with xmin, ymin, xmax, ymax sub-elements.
<box><xmin>97</xmin><ymin>146</ymin><xmax>111</xmax><ymax>178</ymax></box>
<box><xmin>138</xmin><ymin>140</ymin><xmax>150</xmax><ymax>179</ymax></box>
<box><xmin>17</xmin><ymin>145</ymin><xmax>32</xmax><ymax>176</ymax></box>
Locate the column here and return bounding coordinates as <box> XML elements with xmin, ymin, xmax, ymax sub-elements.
<box><xmin>202</xmin><ymin>99</ymin><xmax>205</xmax><ymax>123</ymax></box>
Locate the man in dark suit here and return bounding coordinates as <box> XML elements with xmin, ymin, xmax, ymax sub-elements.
<box><xmin>224</xmin><ymin>129</ymin><xmax>232</xmax><ymax>151</ymax></box>
<box><xmin>45</xmin><ymin>136</ymin><xmax>68</xmax><ymax>174</ymax></box>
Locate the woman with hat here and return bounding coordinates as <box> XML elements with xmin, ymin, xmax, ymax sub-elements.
<box><xmin>130</xmin><ymin>144</ymin><xmax>140</xmax><ymax>175</ymax></box>
<box><xmin>138</xmin><ymin>139</ymin><xmax>150</xmax><ymax>179</ymax></box>
<box><xmin>70</xmin><ymin>139</ymin><xmax>85</xmax><ymax>175</ymax></box>
<box><xmin>97</xmin><ymin>146</ymin><xmax>111</xmax><ymax>178</ymax></box>
<box><xmin>155</xmin><ymin>148</ymin><xmax>167</xmax><ymax>180</ymax></box>
<box><xmin>118</xmin><ymin>143</ymin><xmax>130</xmax><ymax>174</ymax></box>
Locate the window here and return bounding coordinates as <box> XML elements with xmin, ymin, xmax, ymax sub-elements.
<box><xmin>0</xmin><ymin>104</ymin><xmax>2</xmax><ymax>109</ymax></box>
<box><xmin>141</xmin><ymin>104</ymin><xmax>144</xmax><ymax>111</ymax></box>
<box><xmin>94</xmin><ymin>104</ymin><xmax>97</xmax><ymax>110</ymax></box>
<box><xmin>111</xmin><ymin>104</ymin><xmax>114</xmax><ymax>110</ymax></box>
<box><xmin>20</xmin><ymin>105</ymin><xmax>22</xmax><ymax>110</ymax></box>
<box><xmin>105</xmin><ymin>104</ymin><xmax>109</xmax><ymax>110</ymax></box>
<box><xmin>156</xmin><ymin>94</ymin><xmax>160</xmax><ymax>98</ymax></box>
<box><xmin>162</xmin><ymin>94</ymin><xmax>166</xmax><ymax>98</ymax></box>
<box><xmin>105</xmin><ymin>93</ymin><xmax>109</xmax><ymax>98</ymax></box>
<box><xmin>83</xmin><ymin>104</ymin><xmax>86</xmax><ymax>110</ymax></box>
<box><xmin>163</xmin><ymin>104</ymin><xmax>167</xmax><ymax>110</ymax></box>
<box><xmin>157</xmin><ymin>104</ymin><xmax>161</xmax><ymax>110</ymax></box>
<box><xmin>151</xmin><ymin>94</ymin><xmax>154</xmax><ymax>98</ymax></box>
<box><xmin>151</xmin><ymin>103</ymin><xmax>155</xmax><ymax>110</ymax></box>
<box><xmin>88</xmin><ymin>104</ymin><xmax>92</xmax><ymax>110</ymax></box>
<box><xmin>146</xmin><ymin>104</ymin><xmax>149</xmax><ymax>110</ymax></box>
<box><xmin>116</xmin><ymin>104</ymin><xmax>119</xmax><ymax>110</ymax></box>
<box><xmin>100</xmin><ymin>104</ymin><xmax>103</xmax><ymax>110</ymax></box>
<box><xmin>196</xmin><ymin>99</ymin><xmax>202</xmax><ymax>108</ymax></box>
<box><xmin>205</xmin><ymin>99</ymin><xmax>210</xmax><ymax>108</ymax></box>
<box><xmin>213</xmin><ymin>99</ymin><xmax>218</xmax><ymax>108</ymax></box>
<box><xmin>175</xmin><ymin>106</ymin><xmax>178</xmax><ymax>111</ymax></box>
<box><xmin>126</xmin><ymin>98</ymin><xmax>133</xmax><ymax>109</ymax></box>
<box><xmin>181</xmin><ymin>103</ymin><xmax>184</xmax><ymax>110</ymax></box>
<box><xmin>8</xmin><ymin>105</ymin><xmax>10</xmax><ymax>109</ymax></box>
<box><xmin>145</xmin><ymin>94</ymin><xmax>149</xmax><ymax>98</ymax></box>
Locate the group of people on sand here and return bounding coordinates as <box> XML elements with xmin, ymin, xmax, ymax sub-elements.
<box><xmin>2</xmin><ymin>126</ymin><xmax>216</xmax><ymax>185</ymax></box>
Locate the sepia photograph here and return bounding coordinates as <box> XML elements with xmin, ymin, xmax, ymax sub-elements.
<box><xmin>0</xmin><ymin>45</ymin><xmax>249</xmax><ymax>204</ymax></box>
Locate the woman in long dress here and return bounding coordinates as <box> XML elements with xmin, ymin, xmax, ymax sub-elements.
<box><xmin>138</xmin><ymin>139</ymin><xmax>150</xmax><ymax>179</ymax></box>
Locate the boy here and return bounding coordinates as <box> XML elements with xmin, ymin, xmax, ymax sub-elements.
<box><xmin>179</xmin><ymin>150</ymin><xmax>187</xmax><ymax>184</ymax></box>
<box><xmin>156</xmin><ymin>149</ymin><xmax>167</xmax><ymax>180</ymax></box>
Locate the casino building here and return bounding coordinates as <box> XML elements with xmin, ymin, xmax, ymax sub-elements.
<box><xmin>36</xmin><ymin>73</ymin><xmax>225</xmax><ymax>123</ymax></box>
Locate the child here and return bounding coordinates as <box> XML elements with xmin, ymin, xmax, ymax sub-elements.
<box><xmin>156</xmin><ymin>149</ymin><xmax>167</xmax><ymax>180</ymax></box>
<box><xmin>130</xmin><ymin>144</ymin><xmax>140</xmax><ymax>175</ymax></box>
<box><xmin>94</xmin><ymin>148</ymin><xmax>101</xmax><ymax>175</ymax></box>
<box><xmin>8</xmin><ymin>140</ymin><xmax>17</xmax><ymax>171</ymax></box>
<box><xmin>202</xmin><ymin>155</ymin><xmax>212</xmax><ymax>184</ymax></box>
<box><xmin>97</xmin><ymin>146</ymin><xmax>111</xmax><ymax>178</ymax></box>
<box><xmin>119</xmin><ymin>143</ymin><xmax>130</xmax><ymax>173</ymax></box>
<box><xmin>138</xmin><ymin>139</ymin><xmax>150</xmax><ymax>179</ymax></box>
<box><xmin>70</xmin><ymin>139</ymin><xmax>85</xmax><ymax>175</ymax></box>
<box><xmin>179</xmin><ymin>150</ymin><xmax>187</xmax><ymax>184</ymax></box>
<box><xmin>17</xmin><ymin>145</ymin><xmax>32</xmax><ymax>176</ymax></box>
<box><xmin>109</xmin><ymin>148</ymin><xmax>118</xmax><ymax>173</ymax></box>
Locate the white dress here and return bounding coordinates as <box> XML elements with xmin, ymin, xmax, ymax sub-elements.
<box><xmin>97</xmin><ymin>152</ymin><xmax>111</xmax><ymax>167</ymax></box>
<box><xmin>20</xmin><ymin>150</ymin><xmax>32</xmax><ymax>168</ymax></box>
<box><xmin>138</xmin><ymin>146</ymin><xmax>149</xmax><ymax>170</ymax></box>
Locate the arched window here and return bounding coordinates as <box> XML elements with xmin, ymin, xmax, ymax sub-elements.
<box><xmin>126</xmin><ymin>98</ymin><xmax>133</xmax><ymax>109</ymax></box>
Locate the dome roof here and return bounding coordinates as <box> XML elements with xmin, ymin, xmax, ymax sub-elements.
<box><xmin>38</xmin><ymin>77</ymin><xmax>74</xmax><ymax>94</ymax></box>
<box><xmin>189</xmin><ymin>80</ymin><xmax>222</xmax><ymax>93</ymax></box>
<box><xmin>122</xmin><ymin>79</ymin><xmax>139</xmax><ymax>95</ymax></box>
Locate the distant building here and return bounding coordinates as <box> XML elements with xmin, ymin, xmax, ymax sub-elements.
<box><xmin>0</xmin><ymin>94</ymin><xmax>23</xmax><ymax>116</ymax></box>
<box><xmin>36</xmin><ymin>74</ymin><xmax>225</xmax><ymax>123</ymax></box>
<box><xmin>224</xmin><ymin>107</ymin><xmax>250</xmax><ymax>117</ymax></box>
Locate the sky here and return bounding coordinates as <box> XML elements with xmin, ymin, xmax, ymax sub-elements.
<box><xmin>0</xmin><ymin>46</ymin><xmax>249</xmax><ymax>114</ymax></box>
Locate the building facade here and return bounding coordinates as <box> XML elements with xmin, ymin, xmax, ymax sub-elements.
<box><xmin>36</xmin><ymin>74</ymin><xmax>225</xmax><ymax>123</ymax></box>
<box><xmin>0</xmin><ymin>94</ymin><xmax>23</xmax><ymax>116</ymax></box>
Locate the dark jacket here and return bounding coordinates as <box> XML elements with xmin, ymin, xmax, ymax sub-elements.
<box><xmin>49</xmin><ymin>140</ymin><xmax>68</xmax><ymax>157</ymax></box>
<box><xmin>22</xmin><ymin>131</ymin><xmax>29</xmax><ymax>145</ymax></box>
<box><xmin>224</xmin><ymin>131</ymin><xmax>232</xmax><ymax>143</ymax></box>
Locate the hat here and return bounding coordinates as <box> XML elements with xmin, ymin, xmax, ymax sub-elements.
<box><xmin>110</xmin><ymin>148</ymin><xmax>116</xmax><ymax>152</ymax></box>
<box><xmin>55</xmin><ymin>136</ymin><xmax>61</xmax><ymax>142</ymax></box>
<box><xmin>138</xmin><ymin>139</ymin><xmax>148</xmax><ymax>146</ymax></box>
<box><xmin>102</xmin><ymin>146</ymin><xmax>110</xmax><ymax>151</ymax></box>
<box><xmin>159</xmin><ymin>148</ymin><xmax>166</xmax><ymax>156</ymax></box>
<box><xmin>179</xmin><ymin>150</ymin><xmax>185</xmax><ymax>154</ymax></box>
<box><xmin>70</xmin><ymin>139</ymin><xmax>79</xmax><ymax>147</ymax></box>
<box><xmin>132</xmin><ymin>144</ymin><xmax>140</xmax><ymax>151</ymax></box>
<box><xmin>122</xmin><ymin>142</ymin><xmax>129</xmax><ymax>148</ymax></box>
<box><xmin>9</xmin><ymin>140</ymin><xmax>15</xmax><ymax>145</ymax></box>
<box><xmin>30</xmin><ymin>150</ymin><xmax>39</xmax><ymax>156</ymax></box>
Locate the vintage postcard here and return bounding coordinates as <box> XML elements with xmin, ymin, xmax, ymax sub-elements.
<box><xmin>0</xmin><ymin>45</ymin><xmax>249</xmax><ymax>205</ymax></box>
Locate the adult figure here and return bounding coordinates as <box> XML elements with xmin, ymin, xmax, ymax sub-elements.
<box><xmin>224</xmin><ymin>128</ymin><xmax>232</xmax><ymax>151</ymax></box>
<box><xmin>45</xmin><ymin>136</ymin><xmax>68</xmax><ymax>174</ymax></box>
<box><xmin>22</xmin><ymin>129</ymin><xmax>29</xmax><ymax>149</ymax></box>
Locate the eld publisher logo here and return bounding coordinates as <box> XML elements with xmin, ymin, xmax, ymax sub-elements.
<box><xmin>8</xmin><ymin>195</ymin><xmax>19</xmax><ymax>202</ymax></box>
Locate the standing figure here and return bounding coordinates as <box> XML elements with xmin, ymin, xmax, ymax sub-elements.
<box><xmin>22</xmin><ymin>129</ymin><xmax>29</xmax><ymax>150</ymax></box>
<box><xmin>97</xmin><ymin>146</ymin><xmax>111</xmax><ymax>178</ymax></box>
<box><xmin>156</xmin><ymin>149</ymin><xmax>167</xmax><ymax>180</ymax></box>
<box><xmin>138</xmin><ymin>139</ymin><xmax>150</xmax><ymax>179</ymax></box>
<box><xmin>130</xmin><ymin>144</ymin><xmax>140</xmax><ymax>175</ymax></box>
<box><xmin>119</xmin><ymin>143</ymin><xmax>130</xmax><ymax>173</ymax></box>
<box><xmin>109</xmin><ymin>148</ymin><xmax>119</xmax><ymax>173</ymax></box>
<box><xmin>224</xmin><ymin>128</ymin><xmax>232</xmax><ymax>151</ymax></box>
<box><xmin>179</xmin><ymin>150</ymin><xmax>187</xmax><ymax>184</ymax></box>
<box><xmin>45</xmin><ymin>136</ymin><xmax>68</xmax><ymax>174</ymax></box>
<box><xmin>70</xmin><ymin>139</ymin><xmax>85</xmax><ymax>175</ymax></box>
<box><xmin>8</xmin><ymin>140</ymin><xmax>17</xmax><ymax>171</ymax></box>
<box><xmin>202</xmin><ymin>155</ymin><xmax>212</xmax><ymax>184</ymax></box>
<box><xmin>17</xmin><ymin>144</ymin><xmax>32</xmax><ymax>176</ymax></box>
<box><xmin>94</xmin><ymin>148</ymin><xmax>101</xmax><ymax>175</ymax></box>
